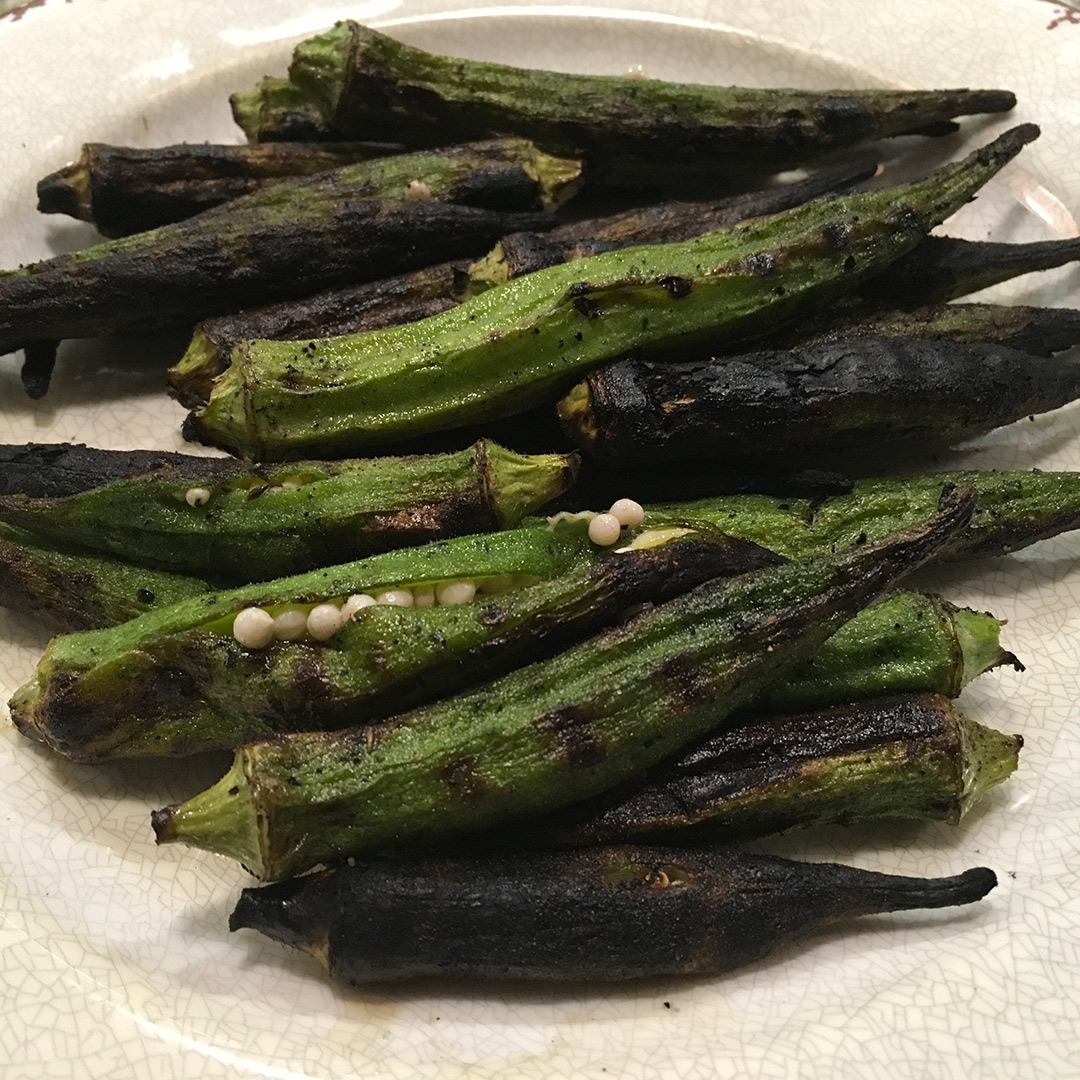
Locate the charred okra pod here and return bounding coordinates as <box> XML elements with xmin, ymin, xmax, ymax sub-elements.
<box><xmin>532</xmin><ymin>693</ymin><xmax>1021</xmax><ymax>845</ymax></box>
<box><xmin>232</xmin><ymin>20</ymin><xmax>1014</xmax><ymax>185</ymax></box>
<box><xmin>0</xmin><ymin>440</ymin><xmax>576</xmax><ymax>582</ymax></box>
<box><xmin>188</xmin><ymin>127</ymin><xmax>1038</xmax><ymax>460</ymax></box>
<box><xmin>172</xmin><ymin>160</ymin><xmax>875</xmax><ymax>406</ymax></box>
<box><xmin>12</xmin><ymin>521</ymin><xmax>780</xmax><ymax>761</ymax></box>
<box><xmin>11</xmin><ymin>579</ymin><xmax>1007</xmax><ymax>763</ymax></box>
<box><xmin>0</xmin><ymin>522</ymin><xmax>214</xmax><ymax>632</ymax></box>
<box><xmin>858</xmin><ymin>234</ymin><xmax>1080</xmax><ymax>307</ymax></box>
<box><xmin>0</xmin><ymin>140</ymin><xmax>569</xmax><ymax>359</ymax></box>
<box><xmin>228</xmin><ymin>845</ymin><xmax>997</xmax><ymax>982</ymax></box>
<box><xmin>151</xmin><ymin>488</ymin><xmax>975</xmax><ymax>878</ymax></box>
<box><xmin>38</xmin><ymin>141</ymin><xmax>407</xmax><ymax>237</ymax></box>
<box><xmin>558</xmin><ymin>336</ymin><xmax>1080</xmax><ymax>467</ymax></box>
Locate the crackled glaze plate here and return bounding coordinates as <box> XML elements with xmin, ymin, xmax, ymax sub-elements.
<box><xmin>2</xmin><ymin>1</ymin><xmax>1080</xmax><ymax>1077</ymax></box>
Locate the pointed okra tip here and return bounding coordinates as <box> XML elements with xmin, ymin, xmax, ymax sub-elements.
<box><xmin>959</xmin><ymin>713</ymin><xmax>1023</xmax><ymax>819</ymax></box>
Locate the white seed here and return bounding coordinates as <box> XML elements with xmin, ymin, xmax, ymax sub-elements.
<box><xmin>341</xmin><ymin>593</ymin><xmax>377</xmax><ymax>620</ymax></box>
<box><xmin>404</xmin><ymin>178</ymin><xmax>431</xmax><ymax>201</ymax></box>
<box><xmin>375</xmin><ymin>588</ymin><xmax>414</xmax><ymax>607</ymax></box>
<box><xmin>307</xmin><ymin>603</ymin><xmax>344</xmax><ymax>640</ymax></box>
<box><xmin>412</xmin><ymin>585</ymin><xmax>436</xmax><ymax>608</ymax></box>
<box><xmin>608</xmin><ymin>498</ymin><xmax>645</xmax><ymax>527</ymax></box>
<box><xmin>266</xmin><ymin>485</ymin><xmax>284</xmax><ymax>495</ymax></box>
<box><xmin>588</xmin><ymin>513</ymin><xmax>622</xmax><ymax>546</ymax></box>
<box><xmin>625</xmin><ymin>63</ymin><xmax>648</xmax><ymax>80</ymax></box>
<box><xmin>232</xmin><ymin>607</ymin><xmax>275</xmax><ymax>649</ymax></box>
<box><xmin>272</xmin><ymin>608</ymin><xmax>309</xmax><ymax>641</ymax></box>
<box><xmin>185</xmin><ymin>487</ymin><xmax>211</xmax><ymax>507</ymax></box>
<box><xmin>436</xmin><ymin>580</ymin><xmax>476</xmax><ymax>606</ymax></box>
<box><xmin>280</xmin><ymin>477</ymin><xmax>303</xmax><ymax>490</ymax></box>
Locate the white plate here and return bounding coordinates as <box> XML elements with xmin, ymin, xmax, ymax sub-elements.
<box><xmin>2</xmin><ymin>2</ymin><xmax>1080</xmax><ymax>1078</ymax></box>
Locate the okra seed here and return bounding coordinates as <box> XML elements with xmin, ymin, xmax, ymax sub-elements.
<box><xmin>185</xmin><ymin>487</ymin><xmax>211</xmax><ymax>507</ymax></box>
<box><xmin>404</xmin><ymin>178</ymin><xmax>432</xmax><ymax>201</ymax></box>
<box><xmin>375</xmin><ymin>589</ymin><xmax>414</xmax><ymax>607</ymax></box>
<box><xmin>273</xmin><ymin>608</ymin><xmax>309</xmax><ymax>641</ymax></box>
<box><xmin>436</xmin><ymin>580</ymin><xmax>476</xmax><ymax>606</ymax></box>
<box><xmin>609</xmin><ymin>498</ymin><xmax>645</xmax><ymax>527</ymax></box>
<box><xmin>266</xmin><ymin>485</ymin><xmax>285</xmax><ymax>495</ymax></box>
<box><xmin>588</xmin><ymin>513</ymin><xmax>623</xmax><ymax>546</ymax></box>
<box><xmin>413</xmin><ymin>585</ymin><xmax>436</xmax><ymax>608</ymax></box>
<box><xmin>341</xmin><ymin>593</ymin><xmax>377</xmax><ymax>620</ymax></box>
<box><xmin>233</xmin><ymin>607</ymin><xmax>275</xmax><ymax>649</ymax></box>
<box><xmin>280</xmin><ymin>478</ymin><xmax>303</xmax><ymax>490</ymax></box>
<box><xmin>307</xmin><ymin>603</ymin><xmax>344</xmax><ymax>640</ymax></box>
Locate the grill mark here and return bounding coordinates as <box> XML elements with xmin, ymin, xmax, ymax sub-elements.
<box><xmin>534</xmin><ymin>703</ymin><xmax>606</xmax><ymax>769</ymax></box>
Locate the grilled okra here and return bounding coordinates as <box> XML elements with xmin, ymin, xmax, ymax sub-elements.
<box><xmin>152</xmin><ymin>488</ymin><xmax>975</xmax><ymax>878</ymax></box>
<box><xmin>38</xmin><ymin>141</ymin><xmax>408</xmax><ymax>237</ymax></box>
<box><xmin>172</xmin><ymin>160</ymin><xmax>875</xmax><ymax>406</ymax></box>
<box><xmin>558</xmin><ymin>336</ymin><xmax>1080</xmax><ymax>466</ymax></box>
<box><xmin>232</xmin><ymin>21</ymin><xmax>1014</xmax><ymax>185</ymax></box>
<box><xmin>11</xmin><ymin>520</ymin><xmax>781</xmax><ymax>760</ymax></box>
<box><xmin>228</xmin><ymin>845</ymin><xmax>997</xmax><ymax>982</ymax></box>
<box><xmin>0</xmin><ymin>140</ymin><xmax>568</xmax><ymax>359</ymax></box>
<box><xmin>529</xmin><ymin>693</ymin><xmax>1021</xmax><ymax>845</ymax></box>
<box><xmin>0</xmin><ymin>440</ymin><xmax>576</xmax><ymax>582</ymax></box>
<box><xmin>0</xmin><ymin>522</ymin><xmax>213</xmax><ymax>632</ymax></box>
<box><xmin>188</xmin><ymin>127</ymin><xmax>1038</xmax><ymax>459</ymax></box>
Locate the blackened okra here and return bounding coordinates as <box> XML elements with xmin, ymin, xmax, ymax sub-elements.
<box><xmin>12</xmin><ymin>522</ymin><xmax>781</xmax><ymax>761</ymax></box>
<box><xmin>232</xmin><ymin>21</ymin><xmax>1014</xmax><ymax>185</ymax></box>
<box><xmin>0</xmin><ymin>522</ymin><xmax>214</xmax><ymax>632</ymax></box>
<box><xmin>38</xmin><ymin>141</ymin><xmax>408</xmax><ymax>237</ymax></box>
<box><xmin>228</xmin><ymin>845</ymin><xmax>997</xmax><ymax>983</ymax></box>
<box><xmin>170</xmin><ymin>160</ymin><xmax>876</xmax><ymax>406</ymax></box>
<box><xmin>530</xmin><ymin>693</ymin><xmax>1021</xmax><ymax>846</ymax></box>
<box><xmin>0</xmin><ymin>139</ymin><xmax>569</xmax><ymax>358</ymax></box>
<box><xmin>0</xmin><ymin>440</ymin><xmax>576</xmax><ymax>582</ymax></box>
<box><xmin>152</xmin><ymin>488</ymin><xmax>975</xmax><ymax>878</ymax></box>
<box><xmin>558</xmin><ymin>336</ymin><xmax>1080</xmax><ymax>467</ymax></box>
<box><xmin>188</xmin><ymin>127</ymin><xmax>1038</xmax><ymax>460</ymax></box>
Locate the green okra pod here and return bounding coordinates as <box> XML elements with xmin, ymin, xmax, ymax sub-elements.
<box><xmin>0</xmin><ymin>440</ymin><xmax>575</xmax><ymax>581</ymax></box>
<box><xmin>151</xmin><ymin>486</ymin><xmax>975</xmax><ymax>878</ymax></box>
<box><xmin>0</xmin><ymin>139</ymin><xmax>569</xmax><ymax>359</ymax></box>
<box><xmin>529</xmin><ymin>693</ymin><xmax>1021</xmax><ymax>846</ymax></box>
<box><xmin>188</xmin><ymin>126</ymin><xmax>1039</xmax><ymax>460</ymax></box>
<box><xmin>0</xmin><ymin>522</ymin><xmax>214</xmax><ymax>632</ymax></box>
<box><xmin>558</xmin><ymin>336</ymin><xmax>1080</xmax><ymax>467</ymax></box>
<box><xmin>12</xmin><ymin>522</ymin><xmax>780</xmax><ymax>761</ymax></box>
<box><xmin>227</xmin><ymin>845</ymin><xmax>997</xmax><ymax>983</ymax></box>
<box><xmin>37</xmin><ymin>141</ymin><xmax>409</xmax><ymax>237</ymax></box>
<box><xmin>232</xmin><ymin>21</ymin><xmax>1014</xmax><ymax>185</ymax></box>
<box><xmin>171</xmin><ymin>160</ymin><xmax>876</xmax><ymax>407</ymax></box>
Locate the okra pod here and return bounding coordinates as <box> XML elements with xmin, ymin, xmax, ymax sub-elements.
<box><xmin>0</xmin><ymin>440</ymin><xmax>575</xmax><ymax>582</ymax></box>
<box><xmin>152</xmin><ymin>487</ymin><xmax>975</xmax><ymax>878</ymax></box>
<box><xmin>232</xmin><ymin>21</ymin><xmax>1014</xmax><ymax>184</ymax></box>
<box><xmin>0</xmin><ymin>140</ymin><xmax>568</xmax><ymax>358</ymax></box>
<box><xmin>0</xmin><ymin>522</ymin><xmax>213</xmax><ymax>632</ymax></box>
<box><xmin>646</xmin><ymin>469</ymin><xmax>1080</xmax><ymax>561</ymax></box>
<box><xmin>189</xmin><ymin>127</ymin><xmax>1038</xmax><ymax>460</ymax></box>
<box><xmin>171</xmin><ymin>160</ymin><xmax>875</xmax><ymax>406</ymax></box>
<box><xmin>233</xmin><ymin>845</ymin><xmax>997</xmax><ymax>983</ymax></box>
<box><xmin>14</xmin><ymin>523</ymin><xmax>779</xmax><ymax>761</ymax></box>
<box><xmin>228</xmin><ymin>846</ymin><xmax>997</xmax><ymax>982</ymax></box>
<box><xmin>533</xmin><ymin>694</ymin><xmax>1021</xmax><ymax>845</ymax></box>
<box><xmin>37</xmin><ymin>141</ymin><xmax>408</xmax><ymax>237</ymax></box>
<box><xmin>858</xmin><ymin>234</ymin><xmax>1080</xmax><ymax>307</ymax></box>
<box><xmin>558</xmin><ymin>336</ymin><xmax>1080</xmax><ymax>467</ymax></box>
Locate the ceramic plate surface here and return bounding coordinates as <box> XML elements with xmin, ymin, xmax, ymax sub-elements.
<box><xmin>2</xmin><ymin>2</ymin><xmax>1079</xmax><ymax>1077</ymax></box>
